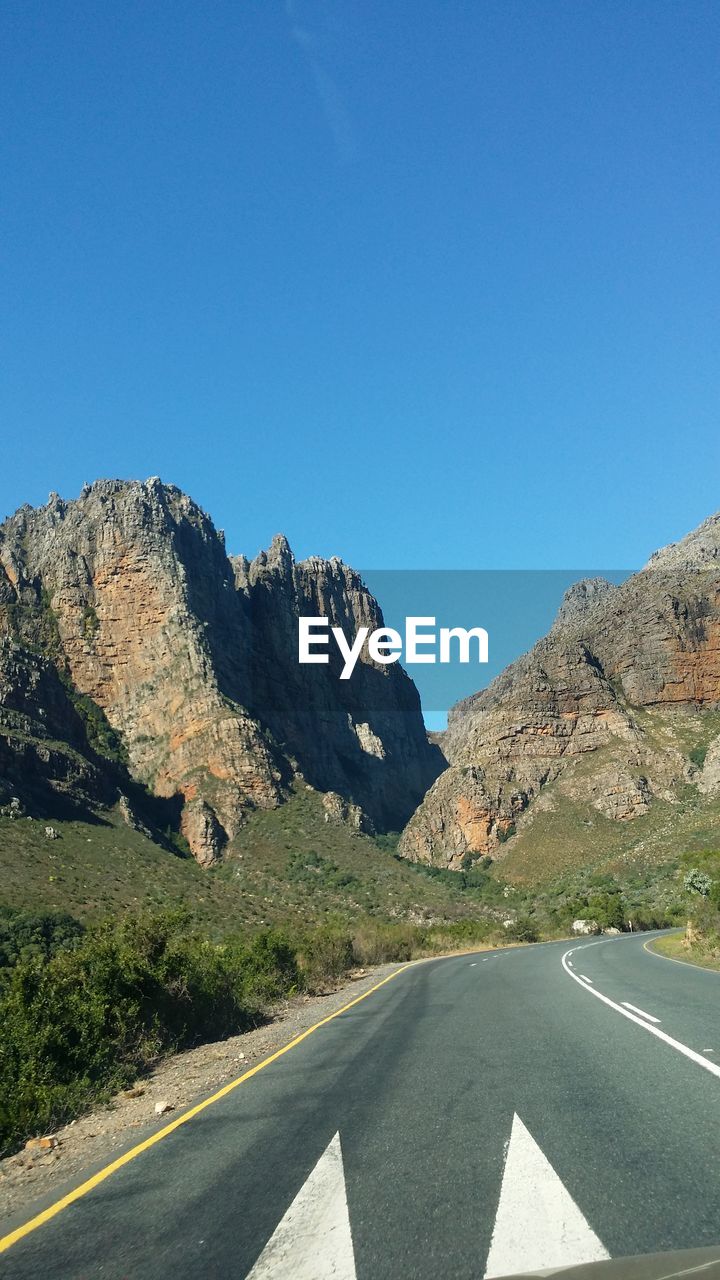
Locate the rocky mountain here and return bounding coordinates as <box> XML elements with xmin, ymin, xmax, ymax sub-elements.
<box><xmin>0</xmin><ymin>480</ymin><xmax>442</xmax><ymax>865</ymax></box>
<box><xmin>399</xmin><ymin>513</ymin><xmax>720</xmax><ymax>874</ymax></box>
<box><xmin>234</xmin><ymin>535</ymin><xmax>443</xmax><ymax>832</ymax></box>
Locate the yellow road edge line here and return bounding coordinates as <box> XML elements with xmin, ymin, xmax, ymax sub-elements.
<box><xmin>0</xmin><ymin>962</ymin><xmax>411</xmax><ymax>1256</ymax></box>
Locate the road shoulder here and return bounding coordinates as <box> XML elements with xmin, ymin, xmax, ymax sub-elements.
<box><xmin>0</xmin><ymin>962</ymin><xmax>402</xmax><ymax>1228</ymax></box>
<box><xmin>646</xmin><ymin>931</ymin><xmax>720</xmax><ymax>973</ymax></box>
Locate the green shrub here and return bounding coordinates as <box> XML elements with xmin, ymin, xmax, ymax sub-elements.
<box><xmin>502</xmin><ymin>918</ymin><xmax>538</xmax><ymax>943</ymax></box>
<box><xmin>684</xmin><ymin>868</ymin><xmax>712</xmax><ymax>897</ymax></box>
<box><xmin>0</xmin><ymin>910</ymin><xmax>289</xmax><ymax>1155</ymax></box>
<box><xmin>297</xmin><ymin>926</ymin><xmax>354</xmax><ymax>990</ymax></box>
<box><xmin>351</xmin><ymin>922</ymin><xmax>418</xmax><ymax>965</ymax></box>
<box><xmin>0</xmin><ymin>907</ymin><xmax>85</xmax><ymax>973</ymax></box>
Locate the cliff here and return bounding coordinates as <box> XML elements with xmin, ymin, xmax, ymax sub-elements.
<box><xmin>234</xmin><ymin>536</ymin><xmax>443</xmax><ymax>832</ymax></box>
<box><xmin>0</xmin><ymin>480</ymin><xmax>442</xmax><ymax>864</ymax></box>
<box><xmin>398</xmin><ymin>514</ymin><xmax>720</xmax><ymax>872</ymax></box>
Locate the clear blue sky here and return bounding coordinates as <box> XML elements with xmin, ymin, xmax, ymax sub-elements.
<box><xmin>2</xmin><ymin>0</ymin><xmax>719</xmax><ymax>571</ymax></box>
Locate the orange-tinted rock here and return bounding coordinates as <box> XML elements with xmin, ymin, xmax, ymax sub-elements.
<box><xmin>400</xmin><ymin>515</ymin><xmax>720</xmax><ymax>867</ymax></box>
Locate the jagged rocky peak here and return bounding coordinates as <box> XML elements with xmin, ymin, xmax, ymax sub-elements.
<box><xmin>0</xmin><ymin>481</ymin><xmax>443</xmax><ymax>863</ymax></box>
<box><xmin>0</xmin><ymin>479</ymin><xmax>287</xmax><ymax>866</ymax></box>
<box><xmin>552</xmin><ymin>577</ymin><xmax>618</xmax><ymax>632</ymax></box>
<box><xmin>234</xmin><ymin>534</ymin><xmax>444</xmax><ymax>831</ymax></box>
<box><xmin>399</xmin><ymin>511</ymin><xmax>720</xmax><ymax>870</ymax></box>
<box><xmin>644</xmin><ymin>510</ymin><xmax>720</xmax><ymax>571</ymax></box>
<box><xmin>242</xmin><ymin>533</ymin><xmax>295</xmax><ymax>581</ymax></box>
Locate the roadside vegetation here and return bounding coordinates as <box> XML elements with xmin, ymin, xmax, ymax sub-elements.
<box><xmin>0</xmin><ymin>903</ymin><xmax>507</xmax><ymax>1157</ymax></box>
<box><xmin>649</xmin><ymin>849</ymin><xmax>720</xmax><ymax>971</ymax></box>
<box><xmin>0</xmin><ymin>782</ymin><xmax>708</xmax><ymax>1159</ymax></box>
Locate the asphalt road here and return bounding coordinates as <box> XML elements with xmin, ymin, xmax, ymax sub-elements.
<box><xmin>3</xmin><ymin>931</ymin><xmax>720</xmax><ymax>1279</ymax></box>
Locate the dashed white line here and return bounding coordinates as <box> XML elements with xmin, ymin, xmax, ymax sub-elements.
<box><xmin>621</xmin><ymin>1002</ymin><xmax>660</xmax><ymax>1024</ymax></box>
<box><xmin>579</xmin><ymin>975</ymin><xmax>593</xmax><ymax>984</ymax></box>
<box><xmin>562</xmin><ymin>946</ymin><xmax>720</xmax><ymax>1082</ymax></box>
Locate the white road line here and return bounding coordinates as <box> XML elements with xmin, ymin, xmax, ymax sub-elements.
<box><xmin>579</xmin><ymin>975</ymin><xmax>593</xmax><ymax>983</ymax></box>
<box><xmin>246</xmin><ymin>1132</ymin><xmax>356</xmax><ymax>1279</ymax></box>
<box><xmin>568</xmin><ymin>961</ymin><xmax>574</xmax><ymax>968</ymax></box>
<box><xmin>469</xmin><ymin>963</ymin><xmax>477</xmax><ymax>967</ymax></box>
<box><xmin>562</xmin><ymin>947</ymin><xmax>720</xmax><ymax>1082</ymax></box>
<box><xmin>621</xmin><ymin>1002</ymin><xmax>661</xmax><ymax>1024</ymax></box>
<box><xmin>483</xmin><ymin>1113</ymin><xmax>609</xmax><ymax>1278</ymax></box>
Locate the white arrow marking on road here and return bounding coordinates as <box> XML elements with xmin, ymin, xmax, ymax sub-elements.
<box><xmin>246</xmin><ymin>1132</ymin><xmax>356</xmax><ymax>1279</ymax></box>
<box><xmin>483</xmin><ymin>1114</ymin><xmax>609</xmax><ymax>1279</ymax></box>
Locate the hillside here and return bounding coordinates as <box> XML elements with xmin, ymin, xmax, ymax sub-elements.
<box><xmin>399</xmin><ymin>514</ymin><xmax>720</xmax><ymax>881</ymax></box>
<box><xmin>0</xmin><ymin>784</ymin><xmax>503</xmax><ymax>939</ymax></box>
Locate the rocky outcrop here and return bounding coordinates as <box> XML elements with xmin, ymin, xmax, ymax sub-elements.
<box><xmin>233</xmin><ymin>537</ymin><xmax>443</xmax><ymax>832</ymax></box>
<box><xmin>698</xmin><ymin>736</ymin><xmax>720</xmax><ymax>796</ymax></box>
<box><xmin>0</xmin><ymin>480</ymin><xmax>442</xmax><ymax>863</ymax></box>
<box><xmin>0</xmin><ymin>481</ymin><xmax>287</xmax><ymax>864</ymax></box>
<box><xmin>0</xmin><ymin>637</ymin><xmax>112</xmax><ymax>814</ymax></box>
<box><xmin>400</xmin><ymin>514</ymin><xmax>720</xmax><ymax>868</ymax></box>
<box><xmin>321</xmin><ymin>791</ymin><xmax>374</xmax><ymax>834</ymax></box>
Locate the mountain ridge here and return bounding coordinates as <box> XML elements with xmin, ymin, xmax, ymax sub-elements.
<box><xmin>398</xmin><ymin>511</ymin><xmax>720</xmax><ymax>873</ymax></box>
<box><xmin>0</xmin><ymin>478</ymin><xmax>442</xmax><ymax>865</ymax></box>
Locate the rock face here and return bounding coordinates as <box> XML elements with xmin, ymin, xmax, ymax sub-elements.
<box><xmin>0</xmin><ymin>480</ymin><xmax>442</xmax><ymax>863</ymax></box>
<box><xmin>698</xmin><ymin>736</ymin><xmax>720</xmax><ymax>796</ymax></box>
<box><xmin>233</xmin><ymin>537</ymin><xmax>443</xmax><ymax>833</ymax></box>
<box><xmin>399</xmin><ymin>514</ymin><xmax>720</xmax><ymax>868</ymax></box>
<box><xmin>0</xmin><ymin>637</ymin><xmax>113</xmax><ymax>814</ymax></box>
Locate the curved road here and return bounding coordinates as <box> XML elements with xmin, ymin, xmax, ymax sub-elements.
<box><xmin>3</xmin><ymin>931</ymin><xmax>720</xmax><ymax>1278</ymax></box>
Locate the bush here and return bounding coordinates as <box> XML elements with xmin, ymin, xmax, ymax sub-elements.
<box><xmin>684</xmin><ymin>868</ymin><xmax>712</xmax><ymax>897</ymax></box>
<box><xmin>0</xmin><ymin>910</ymin><xmax>295</xmax><ymax>1155</ymax></box>
<box><xmin>0</xmin><ymin>907</ymin><xmax>85</xmax><ymax>973</ymax></box>
<box><xmin>351</xmin><ymin>922</ymin><xmax>418</xmax><ymax>965</ymax></box>
<box><xmin>296</xmin><ymin>926</ymin><xmax>354</xmax><ymax>991</ymax></box>
<box><xmin>241</xmin><ymin>929</ymin><xmax>300</xmax><ymax>1002</ymax></box>
<box><xmin>502</xmin><ymin>918</ymin><xmax>538</xmax><ymax>943</ymax></box>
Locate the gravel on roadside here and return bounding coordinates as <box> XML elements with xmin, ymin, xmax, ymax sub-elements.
<box><xmin>0</xmin><ymin>961</ymin><xmax>405</xmax><ymax>1225</ymax></box>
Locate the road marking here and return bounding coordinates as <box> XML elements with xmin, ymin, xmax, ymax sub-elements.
<box><xmin>470</xmin><ymin>962</ymin><xmax>478</xmax><ymax>967</ymax></box>
<box><xmin>0</xmin><ymin>965</ymin><xmax>411</xmax><ymax>1257</ymax></box>
<box><xmin>621</xmin><ymin>1001</ymin><xmax>661</xmax><ymax>1024</ymax></box>
<box><xmin>483</xmin><ymin>1114</ymin><xmax>609</xmax><ymax>1278</ymax></box>
<box><xmin>562</xmin><ymin>947</ymin><xmax>720</xmax><ymax>1082</ymax></box>
<box><xmin>643</xmin><ymin>934</ymin><xmax>720</xmax><ymax>974</ymax></box>
<box><xmin>246</xmin><ymin>1132</ymin><xmax>356</xmax><ymax>1279</ymax></box>
<box><xmin>579</xmin><ymin>974</ymin><xmax>593</xmax><ymax>983</ymax></box>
